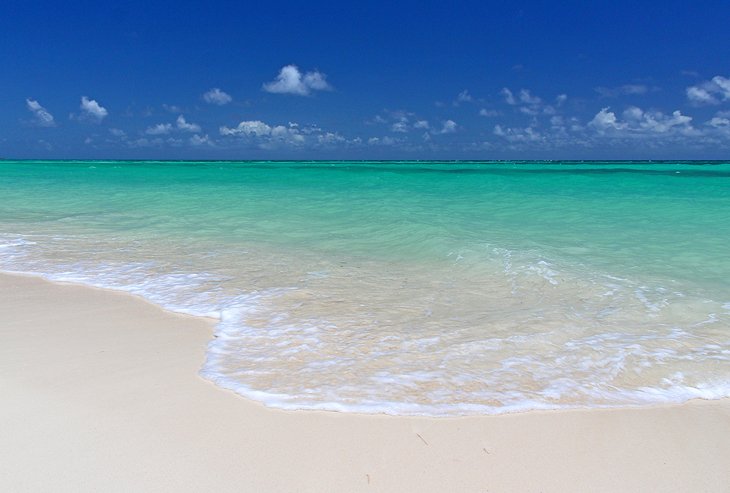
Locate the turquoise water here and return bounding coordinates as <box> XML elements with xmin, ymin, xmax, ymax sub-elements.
<box><xmin>1</xmin><ymin>160</ymin><xmax>729</xmax><ymax>415</ymax></box>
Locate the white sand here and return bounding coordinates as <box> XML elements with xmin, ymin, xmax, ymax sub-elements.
<box><xmin>1</xmin><ymin>272</ymin><xmax>729</xmax><ymax>492</ymax></box>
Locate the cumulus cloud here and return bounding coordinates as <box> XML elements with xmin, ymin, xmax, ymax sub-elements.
<box><xmin>391</xmin><ymin>121</ymin><xmax>409</xmax><ymax>133</ymax></box>
<box><xmin>413</xmin><ymin>120</ymin><xmax>430</xmax><ymax>129</ymax></box>
<box><xmin>189</xmin><ymin>134</ymin><xmax>212</xmax><ymax>146</ymax></box>
<box><xmin>219</xmin><ymin>119</ymin><xmax>360</xmax><ymax>150</ymax></box>
<box><xmin>220</xmin><ymin>120</ymin><xmax>272</xmax><ymax>137</ymax></box>
<box><xmin>493</xmin><ymin>124</ymin><xmax>544</xmax><ymax>143</ymax></box>
<box><xmin>479</xmin><ymin>108</ymin><xmax>499</xmax><ymax>117</ymax></box>
<box><xmin>367</xmin><ymin>136</ymin><xmax>398</xmax><ymax>146</ymax></box>
<box><xmin>318</xmin><ymin>132</ymin><xmax>346</xmax><ymax>145</ymax></box>
<box><xmin>589</xmin><ymin>106</ymin><xmax>695</xmax><ymax>136</ymax></box>
<box><xmin>219</xmin><ymin>120</ymin><xmax>306</xmax><ymax>148</ymax></box>
<box><xmin>687</xmin><ymin>86</ymin><xmax>717</xmax><ymax>104</ymax></box>
<box><xmin>686</xmin><ymin>76</ymin><xmax>730</xmax><ymax>105</ymax></box>
<box><xmin>80</xmin><ymin>96</ymin><xmax>108</xmax><ymax>122</ymax></box>
<box><xmin>145</xmin><ymin>123</ymin><xmax>173</xmax><ymax>135</ymax></box>
<box><xmin>627</xmin><ymin>107</ymin><xmax>693</xmax><ymax>133</ymax></box>
<box><xmin>263</xmin><ymin>65</ymin><xmax>332</xmax><ymax>96</ymax></box>
<box><xmin>707</xmin><ymin>116</ymin><xmax>730</xmax><ymax>128</ymax></box>
<box><xmin>589</xmin><ymin>107</ymin><xmax>626</xmax><ymax>132</ymax></box>
<box><xmin>439</xmin><ymin>120</ymin><xmax>458</xmax><ymax>134</ymax></box>
<box><xmin>203</xmin><ymin>88</ymin><xmax>232</xmax><ymax>105</ymax></box>
<box><xmin>176</xmin><ymin>115</ymin><xmax>201</xmax><ymax>132</ymax></box>
<box><xmin>145</xmin><ymin>116</ymin><xmax>201</xmax><ymax>135</ymax></box>
<box><xmin>25</xmin><ymin>99</ymin><xmax>55</xmax><ymax>127</ymax></box>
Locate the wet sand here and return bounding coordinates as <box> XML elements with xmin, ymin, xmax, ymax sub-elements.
<box><xmin>1</xmin><ymin>272</ymin><xmax>729</xmax><ymax>492</ymax></box>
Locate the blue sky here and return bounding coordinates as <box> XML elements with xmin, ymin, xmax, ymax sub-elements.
<box><xmin>3</xmin><ymin>0</ymin><xmax>730</xmax><ymax>159</ymax></box>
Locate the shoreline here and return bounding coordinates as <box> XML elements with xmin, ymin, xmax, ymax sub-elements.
<box><xmin>1</xmin><ymin>271</ymin><xmax>729</xmax><ymax>491</ymax></box>
<box><xmin>4</xmin><ymin>269</ymin><xmax>724</xmax><ymax>418</ymax></box>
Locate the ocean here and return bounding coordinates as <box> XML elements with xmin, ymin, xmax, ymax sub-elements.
<box><xmin>1</xmin><ymin>159</ymin><xmax>729</xmax><ymax>415</ymax></box>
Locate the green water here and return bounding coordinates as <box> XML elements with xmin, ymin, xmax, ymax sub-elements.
<box><xmin>1</xmin><ymin>160</ymin><xmax>729</xmax><ymax>415</ymax></box>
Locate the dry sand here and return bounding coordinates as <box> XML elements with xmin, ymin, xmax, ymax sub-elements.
<box><xmin>1</xmin><ymin>272</ymin><xmax>729</xmax><ymax>492</ymax></box>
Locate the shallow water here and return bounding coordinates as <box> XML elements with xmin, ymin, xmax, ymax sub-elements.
<box><xmin>1</xmin><ymin>160</ymin><xmax>729</xmax><ymax>415</ymax></box>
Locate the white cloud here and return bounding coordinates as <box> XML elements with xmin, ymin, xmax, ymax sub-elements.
<box><xmin>519</xmin><ymin>106</ymin><xmax>539</xmax><ymax>116</ymax></box>
<box><xmin>318</xmin><ymin>132</ymin><xmax>346</xmax><ymax>144</ymax></box>
<box><xmin>589</xmin><ymin>106</ymin><xmax>695</xmax><ymax>136</ymax></box>
<box><xmin>687</xmin><ymin>86</ymin><xmax>717</xmax><ymax>105</ymax></box>
<box><xmin>25</xmin><ymin>99</ymin><xmax>55</xmax><ymax>127</ymax></box>
<box><xmin>162</xmin><ymin>104</ymin><xmax>183</xmax><ymax>113</ymax></box>
<box><xmin>176</xmin><ymin>115</ymin><xmax>201</xmax><ymax>132</ymax></box>
<box><xmin>218</xmin><ymin>119</ymin><xmax>334</xmax><ymax>148</ymax></box>
<box><xmin>493</xmin><ymin>125</ymin><xmax>543</xmax><ymax>143</ymax></box>
<box><xmin>454</xmin><ymin>90</ymin><xmax>474</xmax><ymax>105</ymax></box>
<box><xmin>263</xmin><ymin>65</ymin><xmax>332</xmax><ymax>96</ymax></box>
<box><xmin>589</xmin><ymin>107</ymin><xmax>626</xmax><ymax>131</ymax></box>
<box><xmin>145</xmin><ymin>116</ymin><xmax>201</xmax><ymax>135</ymax></box>
<box><xmin>391</xmin><ymin>121</ymin><xmax>409</xmax><ymax>133</ymax></box>
<box><xmin>220</xmin><ymin>120</ymin><xmax>272</xmax><ymax>137</ymax></box>
<box><xmin>715</xmin><ymin>76</ymin><xmax>730</xmax><ymax>94</ymax></box>
<box><xmin>479</xmin><ymin>108</ymin><xmax>499</xmax><ymax>117</ymax></box>
<box><xmin>146</xmin><ymin>123</ymin><xmax>173</xmax><ymax>135</ymax></box>
<box><xmin>707</xmin><ymin>117</ymin><xmax>730</xmax><ymax>128</ymax></box>
<box><xmin>413</xmin><ymin>120</ymin><xmax>430</xmax><ymax>129</ymax></box>
<box><xmin>686</xmin><ymin>75</ymin><xmax>730</xmax><ymax>105</ymax></box>
<box><xmin>501</xmin><ymin>87</ymin><xmax>558</xmax><ymax>116</ymax></box>
<box><xmin>501</xmin><ymin>88</ymin><xmax>516</xmax><ymax>105</ymax></box>
<box><xmin>519</xmin><ymin>89</ymin><xmax>541</xmax><ymax>105</ymax></box>
<box><xmin>439</xmin><ymin>120</ymin><xmax>458</xmax><ymax>134</ymax></box>
<box><xmin>203</xmin><ymin>88</ymin><xmax>232</xmax><ymax>105</ymax></box>
<box><xmin>189</xmin><ymin>134</ymin><xmax>212</xmax><ymax>146</ymax></box>
<box><xmin>109</xmin><ymin>128</ymin><xmax>126</xmax><ymax>138</ymax></box>
<box><xmin>80</xmin><ymin>96</ymin><xmax>108</xmax><ymax>122</ymax></box>
<box><xmin>367</xmin><ymin>136</ymin><xmax>398</xmax><ymax>146</ymax></box>
<box><xmin>637</xmin><ymin>110</ymin><xmax>693</xmax><ymax>133</ymax></box>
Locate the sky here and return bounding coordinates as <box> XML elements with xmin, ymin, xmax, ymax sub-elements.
<box><xmin>2</xmin><ymin>0</ymin><xmax>730</xmax><ymax>160</ymax></box>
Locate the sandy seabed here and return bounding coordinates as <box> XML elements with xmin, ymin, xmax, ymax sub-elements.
<box><xmin>1</xmin><ymin>273</ymin><xmax>729</xmax><ymax>492</ymax></box>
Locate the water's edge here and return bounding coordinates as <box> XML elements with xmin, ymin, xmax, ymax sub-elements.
<box><xmin>3</xmin><ymin>266</ymin><xmax>726</xmax><ymax>417</ymax></box>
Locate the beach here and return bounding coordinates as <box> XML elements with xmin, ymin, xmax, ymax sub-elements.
<box><xmin>2</xmin><ymin>272</ymin><xmax>729</xmax><ymax>492</ymax></box>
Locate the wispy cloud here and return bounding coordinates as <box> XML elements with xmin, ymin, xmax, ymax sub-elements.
<box><xmin>453</xmin><ymin>90</ymin><xmax>474</xmax><ymax>106</ymax></box>
<box><xmin>263</xmin><ymin>65</ymin><xmax>332</xmax><ymax>96</ymax></box>
<box><xmin>686</xmin><ymin>75</ymin><xmax>730</xmax><ymax>105</ymax></box>
<box><xmin>25</xmin><ymin>99</ymin><xmax>55</xmax><ymax>127</ymax></box>
<box><xmin>203</xmin><ymin>88</ymin><xmax>232</xmax><ymax>105</ymax></box>
<box><xmin>501</xmin><ymin>87</ymin><xmax>558</xmax><ymax>116</ymax></box>
<box><xmin>145</xmin><ymin>115</ymin><xmax>201</xmax><ymax>135</ymax></box>
<box><xmin>162</xmin><ymin>104</ymin><xmax>183</xmax><ymax>113</ymax></box>
<box><xmin>501</xmin><ymin>88</ymin><xmax>517</xmax><ymax>105</ymax></box>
